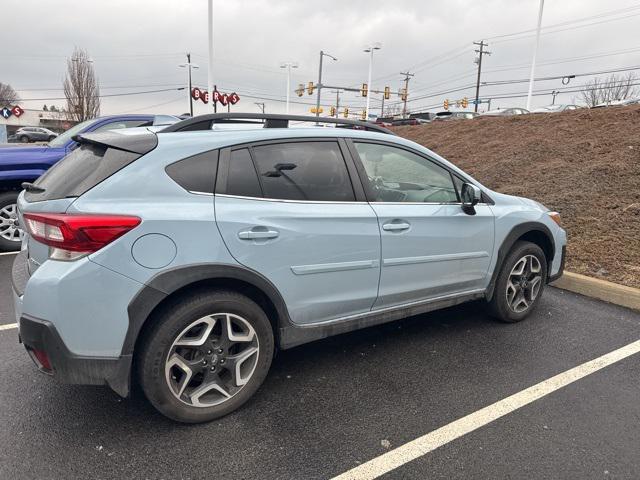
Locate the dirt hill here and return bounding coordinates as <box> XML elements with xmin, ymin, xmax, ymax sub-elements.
<box><xmin>394</xmin><ymin>105</ymin><xmax>640</xmax><ymax>288</ymax></box>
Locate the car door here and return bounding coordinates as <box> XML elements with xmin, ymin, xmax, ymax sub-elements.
<box><xmin>215</xmin><ymin>139</ymin><xmax>381</xmax><ymax>325</ymax></box>
<box><xmin>349</xmin><ymin>140</ymin><xmax>495</xmax><ymax>309</ymax></box>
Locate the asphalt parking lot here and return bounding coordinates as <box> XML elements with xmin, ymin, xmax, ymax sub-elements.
<box><xmin>1</xmin><ymin>252</ymin><xmax>639</xmax><ymax>479</ymax></box>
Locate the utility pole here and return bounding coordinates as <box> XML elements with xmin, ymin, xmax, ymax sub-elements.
<box><xmin>179</xmin><ymin>53</ymin><xmax>199</xmax><ymax>117</ymax></box>
<box><xmin>400</xmin><ymin>71</ymin><xmax>414</xmax><ymax>118</ymax></box>
<box><xmin>331</xmin><ymin>89</ymin><xmax>341</xmax><ymax>118</ymax></box>
<box><xmin>473</xmin><ymin>40</ymin><xmax>491</xmax><ymax>113</ymax></box>
<box><xmin>381</xmin><ymin>92</ymin><xmax>385</xmax><ymax>118</ymax></box>
<box><xmin>526</xmin><ymin>0</ymin><xmax>545</xmax><ymax>111</ymax></box>
<box><xmin>254</xmin><ymin>102</ymin><xmax>265</xmax><ymax>113</ymax></box>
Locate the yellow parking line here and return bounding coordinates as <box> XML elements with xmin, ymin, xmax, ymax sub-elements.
<box><xmin>0</xmin><ymin>251</ymin><xmax>19</xmax><ymax>256</ymax></box>
<box><xmin>332</xmin><ymin>339</ymin><xmax>640</xmax><ymax>480</ymax></box>
<box><xmin>0</xmin><ymin>323</ymin><xmax>18</xmax><ymax>331</ymax></box>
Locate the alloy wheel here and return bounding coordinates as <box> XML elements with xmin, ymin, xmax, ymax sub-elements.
<box><xmin>165</xmin><ymin>313</ymin><xmax>259</xmax><ymax>407</ymax></box>
<box><xmin>0</xmin><ymin>203</ymin><xmax>21</xmax><ymax>243</ymax></box>
<box><xmin>506</xmin><ymin>254</ymin><xmax>543</xmax><ymax>313</ymax></box>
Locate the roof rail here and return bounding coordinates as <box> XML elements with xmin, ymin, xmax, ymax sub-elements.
<box><xmin>159</xmin><ymin>113</ymin><xmax>396</xmax><ymax>135</ymax></box>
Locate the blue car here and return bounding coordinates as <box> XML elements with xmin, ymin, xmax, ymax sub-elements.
<box><xmin>12</xmin><ymin>113</ymin><xmax>566</xmax><ymax>423</ymax></box>
<box><xmin>0</xmin><ymin>114</ymin><xmax>159</xmax><ymax>250</ymax></box>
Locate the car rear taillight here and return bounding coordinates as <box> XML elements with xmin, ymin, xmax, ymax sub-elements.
<box><xmin>27</xmin><ymin>347</ymin><xmax>52</xmax><ymax>372</ymax></box>
<box><xmin>23</xmin><ymin>213</ymin><xmax>141</xmax><ymax>260</ymax></box>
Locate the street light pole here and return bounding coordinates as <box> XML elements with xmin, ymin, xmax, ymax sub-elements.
<box><xmin>179</xmin><ymin>53</ymin><xmax>199</xmax><ymax>116</ymax></box>
<box><xmin>315</xmin><ymin>51</ymin><xmax>337</xmax><ymax>117</ymax></box>
<box><xmin>207</xmin><ymin>0</ymin><xmax>214</xmax><ymax>112</ymax></box>
<box><xmin>363</xmin><ymin>43</ymin><xmax>382</xmax><ymax>120</ymax></box>
<box><xmin>280</xmin><ymin>62</ymin><xmax>298</xmax><ymax>113</ymax></box>
<box><xmin>526</xmin><ymin>0</ymin><xmax>545</xmax><ymax>111</ymax></box>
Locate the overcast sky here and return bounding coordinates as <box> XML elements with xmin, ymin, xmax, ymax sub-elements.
<box><xmin>2</xmin><ymin>0</ymin><xmax>640</xmax><ymax>116</ymax></box>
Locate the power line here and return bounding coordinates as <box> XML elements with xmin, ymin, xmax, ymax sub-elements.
<box><xmin>18</xmin><ymin>87</ymin><xmax>185</xmax><ymax>102</ymax></box>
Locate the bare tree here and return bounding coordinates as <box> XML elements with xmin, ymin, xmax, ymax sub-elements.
<box><xmin>63</xmin><ymin>48</ymin><xmax>100</xmax><ymax>121</ymax></box>
<box><xmin>0</xmin><ymin>82</ymin><xmax>20</xmax><ymax>105</ymax></box>
<box><xmin>580</xmin><ymin>73</ymin><xmax>638</xmax><ymax>107</ymax></box>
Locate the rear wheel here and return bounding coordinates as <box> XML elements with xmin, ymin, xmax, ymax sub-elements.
<box><xmin>0</xmin><ymin>191</ymin><xmax>21</xmax><ymax>251</ymax></box>
<box><xmin>19</xmin><ymin>135</ymin><xmax>29</xmax><ymax>143</ymax></box>
<box><xmin>138</xmin><ymin>290</ymin><xmax>274</xmax><ymax>423</ymax></box>
<box><xmin>488</xmin><ymin>241</ymin><xmax>547</xmax><ymax>322</ymax></box>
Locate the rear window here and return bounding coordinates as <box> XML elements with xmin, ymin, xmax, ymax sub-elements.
<box><xmin>25</xmin><ymin>144</ymin><xmax>141</xmax><ymax>202</ymax></box>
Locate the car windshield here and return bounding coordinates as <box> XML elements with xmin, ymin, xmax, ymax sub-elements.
<box><xmin>47</xmin><ymin>119</ymin><xmax>94</xmax><ymax>148</ymax></box>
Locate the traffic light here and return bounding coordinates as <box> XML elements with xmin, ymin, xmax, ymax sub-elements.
<box><xmin>295</xmin><ymin>84</ymin><xmax>305</xmax><ymax>97</ymax></box>
<box><xmin>443</xmin><ymin>99</ymin><xmax>449</xmax><ymax>110</ymax></box>
<box><xmin>400</xmin><ymin>88</ymin><xmax>408</xmax><ymax>102</ymax></box>
<box><xmin>307</xmin><ymin>82</ymin><xmax>315</xmax><ymax>95</ymax></box>
<box><xmin>361</xmin><ymin>83</ymin><xmax>368</xmax><ymax>97</ymax></box>
<box><xmin>461</xmin><ymin>97</ymin><xmax>469</xmax><ymax>109</ymax></box>
<box><xmin>310</xmin><ymin>107</ymin><xmax>323</xmax><ymax>114</ymax></box>
<box><xmin>329</xmin><ymin>106</ymin><xmax>336</xmax><ymax>116</ymax></box>
<box><xmin>361</xmin><ymin>110</ymin><xmax>367</xmax><ymax>120</ymax></box>
<box><xmin>343</xmin><ymin>108</ymin><xmax>349</xmax><ymax>118</ymax></box>
<box><xmin>384</xmin><ymin>86</ymin><xmax>390</xmax><ymax>100</ymax></box>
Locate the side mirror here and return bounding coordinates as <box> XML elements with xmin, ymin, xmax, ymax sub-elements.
<box><xmin>461</xmin><ymin>183</ymin><xmax>481</xmax><ymax>213</ymax></box>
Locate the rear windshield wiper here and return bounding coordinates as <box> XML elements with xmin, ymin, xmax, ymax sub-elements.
<box><xmin>21</xmin><ymin>182</ymin><xmax>46</xmax><ymax>193</ymax></box>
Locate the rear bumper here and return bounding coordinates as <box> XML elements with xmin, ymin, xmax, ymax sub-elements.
<box><xmin>18</xmin><ymin>315</ymin><xmax>132</xmax><ymax>397</ymax></box>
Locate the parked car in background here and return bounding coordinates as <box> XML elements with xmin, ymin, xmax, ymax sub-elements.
<box><xmin>593</xmin><ymin>98</ymin><xmax>640</xmax><ymax>108</ymax></box>
<box><xmin>0</xmin><ymin>114</ymin><xmax>176</xmax><ymax>251</ymax></box>
<box><xmin>391</xmin><ymin>118</ymin><xmax>419</xmax><ymax>126</ymax></box>
<box><xmin>409</xmin><ymin>112</ymin><xmax>436</xmax><ymax>123</ymax></box>
<box><xmin>531</xmin><ymin>104</ymin><xmax>578</xmax><ymax>113</ymax></box>
<box><xmin>12</xmin><ymin>113</ymin><xmax>566</xmax><ymax>423</ymax></box>
<box><xmin>14</xmin><ymin>127</ymin><xmax>58</xmax><ymax>143</ymax></box>
<box><xmin>481</xmin><ymin>108</ymin><xmax>529</xmax><ymax>117</ymax></box>
<box><xmin>433</xmin><ymin>111</ymin><xmax>478</xmax><ymax>121</ymax></box>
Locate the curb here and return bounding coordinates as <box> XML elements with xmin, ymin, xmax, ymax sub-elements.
<box><xmin>551</xmin><ymin>271</ymin><xmax>640</xmax><ymax>311</ymax></box>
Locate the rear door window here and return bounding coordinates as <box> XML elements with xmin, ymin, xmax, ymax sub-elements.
<box><xmin>25</xmin><ymin>144</ymin><xmax>141</xmax><ymax>202</ymax></box>
<box><xmin>250</xmin><ymin>142</ymin><xmax>355</xmax><ymax>201</ymax></box>
<box><xmin>226</xmin><ymin>148</ymin><xmax>263</xmax><ymax>198</ymax></box>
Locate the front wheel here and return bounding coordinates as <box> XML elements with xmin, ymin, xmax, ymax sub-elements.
<box><xmin>0</xmin><ymin>191</ymin><xmax>22</xmax><ymax>251</ymax></box>
<box><xmin>138</xmin><ymin>290</ymin><xmax>274</xmax><ymax>423</ymax></box>
<box><xmin>488</xmin><ymin>241</ymin><xmax>547</xmax><ymax>323</ymax></box>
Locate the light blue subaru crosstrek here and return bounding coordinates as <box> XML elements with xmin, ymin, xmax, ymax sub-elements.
<box><xmin>12</xmin><ymin>113</ymin><xmax>566</xmax><ymax>423</ymax></box>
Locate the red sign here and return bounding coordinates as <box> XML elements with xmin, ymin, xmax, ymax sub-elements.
<box><xmin>191</xmin><ymin>87</ymin><xmax>240</xmax><ymax>106</ymax></box>
<box><xmin>11</xmin><ymin>105</ymin><xmax>24</xmax><ymax>118</ymax></box>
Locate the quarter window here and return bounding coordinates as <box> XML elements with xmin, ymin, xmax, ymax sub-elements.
<box><xmin>354</xmin><ymin>142</ymin><xmax>458</xmax><ymax>203</ymax></box>
<box><xmin>166</xmin><ymin>150</ymin><xmax>218</xmax><ymax>194</ymax></box>
<box><xmin>251</xmin><ymin>142</ymin><xmax>355</xmax><ymax>201</ymax></box>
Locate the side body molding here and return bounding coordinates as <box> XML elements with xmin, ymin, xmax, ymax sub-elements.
<box><xmin>485</xmin><ymin>221</ymin><xmax>555</xmax><ymax>301</ymax></box>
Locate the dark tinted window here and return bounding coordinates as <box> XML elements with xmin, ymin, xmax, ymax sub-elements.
<box><xmin>25</xmin><ymin>144</ymin><xmax>140</xmax><ymax>202</ymax></box>
<box><xmin>166</xmin><ymin>150</ymin><xmax>218</xmax><ymax>194</ymax></box>
<box><xmin>251</xmin><ymin>142</ymin><xmax>355</xmax><ymax>201</ymax></box>
<box><xmin>227</xmin><ymin>148</ymin><xmax>262</xmax><ymax>198</ymax></box>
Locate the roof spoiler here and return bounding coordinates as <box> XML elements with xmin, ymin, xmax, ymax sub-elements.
<box><xmin>72</xmin><ymin>130</ymin><xmax>158</xmax><ymax>155</ymax></box>
<box><xmin>159</xmin><ymin>113</ymin><xmax>396</xmax><ymax>135</ymax></box>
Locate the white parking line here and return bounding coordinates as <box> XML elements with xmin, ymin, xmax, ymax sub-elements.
<box><xmin>0</xmin><ymin>251</ymin><xmax>19</xmax><ymax>256</ymax></box>
<box><xmin>332</xmin><ymin>339</ymin><xmax>640</xmax><ymax>480</ymax></box>
<box><xmin>0</xmin><ymin>323</ymin><xmax>18</xmax><ymax>331</ymax></box>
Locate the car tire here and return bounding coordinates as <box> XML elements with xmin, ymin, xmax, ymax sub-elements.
<box><xmin>19</xmin><ymin>135</ymin><xmax>29</xmax><ymax>143</ymax></box>
<box><xmin>137</xmin><ymin>289</ymin><xmax>275</xmax><ymax>423</ymax></box>
<box><xmin>0</xmin><ymin>191</ymin><xmax>22</xmax><ymax>251</ymax></box>
<box><xmin>488</xmin><ymin>241</ymin><xmax>547</xmax><ymax>323</ymax></box>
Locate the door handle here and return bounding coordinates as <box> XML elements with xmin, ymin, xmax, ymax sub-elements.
<box><xmin>382</xmin><ymin>222</ymin><xmax>411</xmax><ymax>231</ymax></box>
<box><xmin>238</xmin><ymin>229</ymin><xmax>279</xmax><ymax>240</ymax></box>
